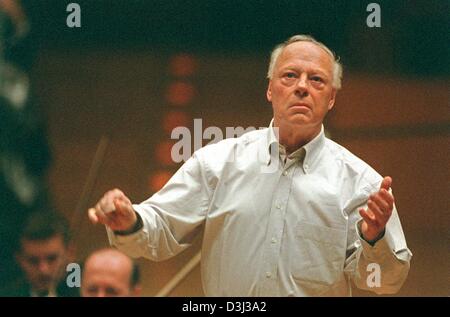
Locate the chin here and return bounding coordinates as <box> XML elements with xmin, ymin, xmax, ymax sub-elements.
<box><xmin>287</xmin><ymin>115</ymin><xmax>309</xmax><ymax>125</ymax></box>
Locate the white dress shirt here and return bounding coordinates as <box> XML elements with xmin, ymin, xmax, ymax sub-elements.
<box><xmin>108</xmin><ymin>122</ymin><xmax>412</xmax><ymax>296</ymax></box>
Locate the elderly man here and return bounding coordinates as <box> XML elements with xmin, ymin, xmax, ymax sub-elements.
<box><xmin>88</xmin><ymin>35</ymin><xmax>412</xmax><ymax>296</ymax></box>
<box><xmin>81</xmin><ymin>248</ymin><xmax>141</xmax><ymax>297</ymax></box>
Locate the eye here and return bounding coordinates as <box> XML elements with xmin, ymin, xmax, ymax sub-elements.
<box><xmin>284</xmin><ymin>72</ymin><xmax>297</xmax><ymax>79</ymax></box>
<box><xmin>27</xmin><ymin>256</ymin><xmax>40</xmax><ymax>266</ymax></box>
<box><xmin>46</xmin><ymin>254</ymin><xmax>59</xmax><ymax>264</ymax></box>
<box><xmin>310</xmin><ymin>76</ymin><xmax>323</xmax><ymax>82</ymax></box>
<box><xmin>87</xmin><ymin>286</ymin><xmax>98</xmax><ymax>294</ymax></box>
<box><xmin>106</xmin><ymin>287</ymin><xmax>119</xmax><ymax>296</ymax></box>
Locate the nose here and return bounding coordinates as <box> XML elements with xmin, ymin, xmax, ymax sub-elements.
<box><xmin>295</xmin><ymin>73</ymin><xmax>309</xmax><ymax>98</ymax></box>
<box><xmin>38</xmin><ymin>261</ymin><xmax>51</xmax><ymax>274</ymax></box>
<box><xmin>96</xmin><ymin>290</ymin><xmax>106</xmax><ymax>297</ymax></box>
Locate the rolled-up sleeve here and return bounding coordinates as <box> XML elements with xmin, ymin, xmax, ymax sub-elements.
<box><xmin>107</xmin><ymin>152</ymin><xmax>212</xmax><ymax>261</ymax></box>
<box><xmin>344</xmin><ymin>201</ymin><xmax>412</xmax><ymax>294</ymax></box>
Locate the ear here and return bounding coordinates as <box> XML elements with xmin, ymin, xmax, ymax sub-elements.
<box><xmin>266</xmin><ymin>81</ymin><xmax>273</xmax><ymax>103</ymax></box>
<box><xmin>328</xmin><ymin>88</ymin><xmax>337</xmax><ymax>110</ymax></box>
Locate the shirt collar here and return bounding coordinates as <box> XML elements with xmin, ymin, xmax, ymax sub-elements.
<box><xmin>267</xmin><ymin>118</ymin><xmax>278</xmax><ymax>147</ymax></box>
<box><xmin>264</xmin><ymin>119</ymin><xmax>278</xmax><ymax>165</ymax></box>
<box><xmin>302</xmin><ymin>125</ymin><xmax>326</xmax><ymax>171</ymax></box>
<box><xmin>265</xmin><ymin>119</ymin><xmax>326</xmax><ymax>171</ymax></box>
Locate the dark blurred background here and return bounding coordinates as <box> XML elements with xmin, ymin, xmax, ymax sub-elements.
<box><xmin>23</xmin><ymin>0</ymin><xmax>450</xmax><ymax>77</ymax></box>
<box><xmin>1</xmin><ymin>0</ymin><xmax>449</xmax><ymax>296</ymax></box>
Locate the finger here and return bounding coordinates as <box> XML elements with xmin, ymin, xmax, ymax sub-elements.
<box><xmin>379</xmin><ymin>188</ymin><xmax>394</xmax><ymax>209</ymax></box>
<box><xmin>369</xmin><ymin>193</ymin><xmax>390</xmax><ymax>213</ymax></box>
<box><xmin>359</xmin><ymin>208</ymin><xmax>378</xmax><ymax>227</ymax></box>
<box><xmin>95</xmin><ymin>201</ymin><xmax>111</xmax><ymax>216</ymax></box>
<box><xmin>380</xmin><ymin>176</ymin><xmax>392</xmax><ymax>191</ymax></box>
<box><xmin>367</xmin><ymin>200</ymin><xmax>386</xmax><ymax>226</ymax></box>
<box><xmin>109</xmin><ymin>188</ymin><xmax>126</xmax><ymax>201</ymax></box>
<box><xmin>113</xmin><ymin>198</ymin><xmax>132</xmax><ymax>216</ymax></box>
<box><xmin>99</xmin><ymin>196</ymin><xmax>116</xmax><ymax>214</ymax></box>
<box><xmin>88</xmin><ymin>208</ymin><xmax>98</xmax><ymax>224</ymax></box>
<box><xmin>95</xmin><ymin>208</ymin><xmax>112</xmax><ymax>226</ymax></box>
<box><xmin>113</xmin><ymin>192</ymin><xmax>130</xmax><ymax>203</ymax></box>
<box><xmin>103</xmin><ymin>189</ymin><xmax>129</xmax><ymax>213</ymax></box>
<box><xmin>122</xmin><ymin>195</ymin><xmax>132</xmax><ymax>205</ymax></box>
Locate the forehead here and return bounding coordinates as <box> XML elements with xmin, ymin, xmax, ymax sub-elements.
<box><xmin>21</xmin><ymin>236</ymin><xmax>66</xmax><ymax>255</ymax></box>
<box><xmin>276</xmin><ymin>41</ymin><xmax>334</xmax><ymax>74</ymax></box>
<box><xmin>84</xmin><ymin>255</ymin><xmax>132</xmax><ymax>281</ymax></box>
<box><xmin>83</xmin><ymin>268</ymin><xmax>130</xmax><ymax>286</ymax></box>
<box><xmin>83</xmin><ymin>263</ymin><xmax>131</xmax><ymax>290</ymax></box>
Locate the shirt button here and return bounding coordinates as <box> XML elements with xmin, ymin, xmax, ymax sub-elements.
<box><xmin>265</xmin><ymin>272</ymin><xmax>272</xmax><ymax>278</ymax></box>
<box><xmin>271</xmin><ymin>237</ymin><xmax>277</xmax><ymax>244</ymax></box>
<box><xmin>276</xmin><ymin>204</ymin><xmax>281</xmax><ymax>209</ymax></box>
<box><xmin>282</xmin><ymin>171</ymin><xmax>288</xmax><ymax>176</ymax></box>
<box><xmin>304</xmin><ymin>164</ymin><xmax>309</xmax><ymax>170</ymax></box>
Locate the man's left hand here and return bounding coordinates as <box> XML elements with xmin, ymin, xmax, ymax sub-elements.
<box><xmin>359</xmin><ymin>176</ymin><xmax>395</xmax><ymax>243</ymax></box>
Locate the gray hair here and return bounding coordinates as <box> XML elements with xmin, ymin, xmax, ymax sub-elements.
<box><xmin>267</xmin><ymin>35</ymin><xmax>343</xmax><ymax>90</ymax></box>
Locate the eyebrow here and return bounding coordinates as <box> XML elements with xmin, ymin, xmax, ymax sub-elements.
<box><xmin>25</xmin><ymin>252</ymin><xmax>60</xmax><ymax>259</ymax></box>
<box><xmin>279</xmin><ymin>65</ymin><xmax>330</xmax><ymax>78</ymax></box>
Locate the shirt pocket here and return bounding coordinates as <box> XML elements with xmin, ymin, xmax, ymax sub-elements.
<box><xmin>290</xmin><ymin>221</ymin><xmax>347</xmax><ymax>294</ymax></box>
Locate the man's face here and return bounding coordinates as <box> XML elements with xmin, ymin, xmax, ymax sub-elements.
<box><xmin>267</xmin><ymin>41</ymin><xmax>336</xmax><ymax>133</ymax></box>
<box><xmin>16</xmin><ymin>235</ymin><xmax>68</xmax><ymax>292</ymax></box>
<box><xmin>81</xmin><ymin>255</ymin><xmax>136</xmax><ymax>297</ymax></box>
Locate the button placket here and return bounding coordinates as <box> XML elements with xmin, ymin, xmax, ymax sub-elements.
<box><xmin>260</xmin><ymin>167</ymin><xmax>294</xmax><ymax>292</ymax></box>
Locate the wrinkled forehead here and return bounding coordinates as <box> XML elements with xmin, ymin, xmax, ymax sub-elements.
<box><xmin>277</xmin><ymin>41</ymin><xmax>334</xmax><ymax>73</ymax></box>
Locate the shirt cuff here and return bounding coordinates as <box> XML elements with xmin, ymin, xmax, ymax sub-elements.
<box><xmin>355</xmin><ymin>219</ymin><xmax>396</xmax><ymax>261</ymax></box>
<box><xmin>106</xmin><ymin>207</ymin><xmax>146</xmax><ymax>246</ymax></box>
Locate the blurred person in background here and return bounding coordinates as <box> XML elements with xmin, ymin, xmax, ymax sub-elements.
<box><xmin>81</xmin><ymin>248</ymin><xmax>141</xmax><ymax>297</ymax></box>
<box><xmin>0</xmin><ymin>210</ymin><xmax>79</xmax><ymax>296</ymax></box>
<box><xmin>0</xmin><ymin>0</ymin><xmax>52</xmax><ymax>285</ymax></box>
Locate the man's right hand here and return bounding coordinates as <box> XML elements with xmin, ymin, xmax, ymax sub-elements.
<box><xmin>88</xmin><ymin>189</ymin><xmax>138</xmax><ymax>232</ymax></box>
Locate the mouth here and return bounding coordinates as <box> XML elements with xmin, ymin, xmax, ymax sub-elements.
<box><xmin>289</xmin><ymin>102</ymin><xmax>311</xmax><ymax>112</ymax></box>
<box><xmin>35</xmin><ymin>276</ymin><xmax>53</xmax><ymax>287</ymax></box>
